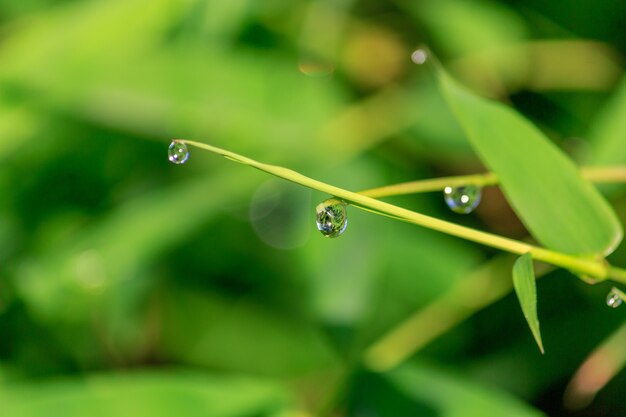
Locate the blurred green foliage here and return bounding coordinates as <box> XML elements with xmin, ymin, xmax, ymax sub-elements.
<box><xmin>0</xmin><ymin>0</ymin><xmax>625</xmax><ymax>416</ymax></box>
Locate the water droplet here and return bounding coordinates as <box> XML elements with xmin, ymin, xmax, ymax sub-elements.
<box><xmin>168</xmin><ymin>140</ymin><xmax>189</xmax><ymax>164</ymax></box>
<box><xmin>444</xmin><ymin>185</ymin><xmax>482</xmax><ymax>214</ymax></box>
<box><xmin>411</xmin><ymin>49</ymin><xmax>428</xmax><ymax>65</ymax></box>
<box><xmin>316</xmin><ymin>199</ymin><xmax>347</xmax><ymax>238</ymax></box>
<box><xmin>606</xmin><ymin>288</ymin><xmax>623</xmax><ymax>308</ymax></box>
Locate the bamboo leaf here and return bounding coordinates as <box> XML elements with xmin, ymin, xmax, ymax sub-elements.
<box><xmin>513</xmin><ymin>253</ymin><xmax>543</xmax><ymax>353</ymax></box>
<box><xmin>14</xmin><ymin>172</ymin><xmax>260</xmax><ymax>324</ymax></box>
<box><xmin>0</xmin><ymin>371</ymin><xmax>291</xmax><ymax>417</ymax></box>
<box><xmin>436</xmin><ymin>69</ymin><xmax>623</xmax><ymax>256</ymax></box>
<box><xmin>381</xmin><ymin>362</ymin><xmax>546</xmax><ymax>417</ymax></box>
<box><xmin>161</xmin><ymin>288</ymin><xmax>338</xmax><ymax>376</ymax></box>
<box><xmin>589</xmin><ymin>75</ymin><xmax>626</xmax><ymax>196</ymax></box>
<box><xmin>590</xmin><ymin>76</ymin><xmax>626</xmax><ymax>167</ymax></box>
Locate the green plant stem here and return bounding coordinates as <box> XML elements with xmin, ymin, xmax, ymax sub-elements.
<box><xmin>364</xmin><ymin>255</ymin><xmax>553</xmax><ymax>371</ymax></box>
<box><xmin>359</xmin><ymin>173</ymin><xmax>498</xmax><ymax>198</ymax></box>
<box><xmin>582</xmin><ymin>166</ymin><xmax>626</xmax><ymax>183</ymax></box>
<box><xmin>608</xmin><ymin>266</ymin><xmax>626</xmax><ymax>283</ymax></box>
<box><xmin>358</xmin><ymin>167</ymin><xmax>626</xmax><ymax>198</ymax></box>
<box><xmin>178</xmin><ymin>140</ymin><xmax>626</xmax><ymax>284</ymax></box>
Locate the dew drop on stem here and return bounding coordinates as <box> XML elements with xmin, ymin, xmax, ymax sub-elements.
<box><xmin>606</xmin><ymin>288</ymin><xmax>623</xmax><ymax>308</ymax></box>
<box><xmin>168</xmin><ymin>140</ymin><xmax>190</xmax><ymax>165</ymax></box>
<box><xmin>411</xmin><ymin>48</ymin><xmax>428</xmax><ymax>65</ymax></box>
<box><xmin>444</xmin><ymin>185</ymin><xmax>482</xmax><ymax>214</ymax></box>
<box><xmin>316</xmin><ymin>199</ymin><xmax>348</xmax><ymax>238</ymax></box>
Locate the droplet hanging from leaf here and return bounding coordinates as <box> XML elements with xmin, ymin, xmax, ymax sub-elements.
<box><xmin>316</xmin><ymin>199</ymin><xmax>348</xmax><ymax>238</ymax></box>
<box><xmin>444</xmin><ymin>185</ymin><xmax>482</xmax><ymax>214</ymax></box>
<box><xmin>168</xmin><ymin>140</ymin><xmax>190</xmax><ymax>165</ymax></box>
<box><xmin>411</xmin><ymin>48</ymin><xmax>428</xmax><ymax>65</ymax></box>
<box><xmin>606</xmin><ymin>288</ymin><xmax>623</xmax><ymax>308</ymax></box>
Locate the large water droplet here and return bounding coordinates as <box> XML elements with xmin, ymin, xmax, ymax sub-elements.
<box><xmin>168</xmin><ymin>140</ymin><xmax>190</xmax><ymax>164</ymax></box>
<box><xmin>316</xmin><ymin>199</ymin><xmax>347</xmax><ymax>238</ymax></box>
<box><xmin>411</xmin><ymin>48</ymin><xmax>428</xmax><ymax>65</ymax></box>
<box><xmin>606</xmin><ymin>288</ymin><xmax>623</xmax><ymax>308</ymax></box>
<box><xmin>444</xmin><ymin>185</ymin><xmax>482</xmax><ymax>214</ymax></box>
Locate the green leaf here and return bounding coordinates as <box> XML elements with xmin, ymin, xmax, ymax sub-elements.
<box><xmin>589</xmin><ymin>76</ymin><xmax>626</xmax><ymax>167</ymax></box>
<box><xmin>437</xmin><ymin>68</ymin><xmax>623</xmax><ymax>256</ymax></box>
<box><xmin>161</xmin><ymin>288</ymin><xmax>338</xmax><ymax>376</ymax></box>
<box><xmin>512</xmin><ymin>253</ymin><xmax>543</xmax><ymax>353</ymax></box>
<box><xmin>0</xmin><ymin>371</ymin><xmax>291</xmax><ymax>417</ymax></box>
<box><xmin>0</xmin><ymin>100</ymin><xmax>38</xmax><ymax>161</ymax></box>
<box><xmin>414</xmin><ymin>0</ymin><xmax>528</xmax><ymax>57</ymax></box>
<box><xmin>9</xmin><ymin>171</ymin><xmax>264</xmax><ymax>366</ymax></box>
<box><xmin>380</xmin><ymin>363</ymin><xmax>546</xmax><ymax>417</ymax></box>
<box><xmin>14</xmin><ymin>171</ymin><xmax>261</xmax><ymax>325</ymax></box>
<box><xmin>0</xmin><ymin>0</ymin><xmax>352</xmax><ymax>164</ymax></box>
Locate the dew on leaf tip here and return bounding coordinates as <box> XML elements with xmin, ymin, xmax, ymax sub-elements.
<box><xmin>168</xmin><ymin>140</ymin><xmax>190</xmax><ymax>165</ymax></box>
<box><xmin>411</xmin><ymin>49</ymin><xmax>428</xmax><ymax>65</ymax></box>
<box><xmin>606</xmin><ymin>288</ymin><xmax>623</xmax><ymax>308</ymax></box>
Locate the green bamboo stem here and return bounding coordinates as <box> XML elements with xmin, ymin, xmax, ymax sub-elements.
<box><xmin>608</xmin><ymin>266</ymin><xmax>626</xmax><ymax>284</ymax></box>
<box><xmin>581</xmin><ymin>166</ymin><xmax>626</xmax><ymax>184</ymax></box>
<box><xmin>359</xmin><ymin>173</ymin><xmax>498</xmax><ymax>198</ymax></box>
<box><xmin>358</xmin><ymin>167</ymin><xmax>626</xmax><ymax>199</ymax></box>
<box><xmin>177</xmin><ymin>140</ymin><xmax>626</xmax><ymax>284</ymax></box>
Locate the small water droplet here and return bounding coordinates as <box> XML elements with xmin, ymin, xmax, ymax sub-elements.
<box><xmin>606</xmin><ymin>288</ymin><xmax>623</xmax><ymax>308</ymax></box>
<box><xmin>411</xmin><ymin>49</ymin><xmax>428</xmax><ymax>65</ymax></box>
<box><xmin>316</xmin><ymin>199</ymin><xmax>347</xmax><ymax>238</ymax></box>
<box><xmin>444</xmin><ymin>185</ymin><xmax>482</xmax><ymax>214</ymax></box>
<box><xmin>168</xmin><ymin>140</ymin><xmax>190</xmax><ymax>164</ymax></box>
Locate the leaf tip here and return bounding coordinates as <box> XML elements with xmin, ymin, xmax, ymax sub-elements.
<box><xmin>536</xmin><ymin>337</ymin><xmax>545</xmax><ymax>355</ymax></box>
<box><xmin>513</xmin><ymin>253</ymin><xmax>545</xmax><ymax>355</ymax></box>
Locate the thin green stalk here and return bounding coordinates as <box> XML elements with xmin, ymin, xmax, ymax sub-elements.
<box><xmin>358</xmin><ymin>167</ymin><xmax>626</xmax><ymax>199</ymax></box>
<box><xmin>177</xmin><ymin>140</ymin><xmax>626</xmax><ymax>283</ymax></box>
<box><xmin>608</xmin><ymin>266</ymin><xmax>626</xmax><ymax>284</ymax></box>
<box><xmin>359</xmin><ymin>173</ymin><xmax>498</xmax><ymax>198</ymax></box>
<box><xmin>364</xmin><ymin>256</ymin><xmax>553</xmax><ymax>371</ymax></box>
<box><xmin>582</xmin><ymin>166</ymin><xmax>626</xmax><ymax>183</ymax></box>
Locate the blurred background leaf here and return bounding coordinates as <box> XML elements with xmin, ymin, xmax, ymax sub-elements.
<box><xmin>0</xmin><ymin>371</ymin><xmax>292</xmax><ymax>417</ymax></box>
<box><xmin>349</xmin><ymin>362</ymin><xmax>546</xmax><ymax>417</ymax></box>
